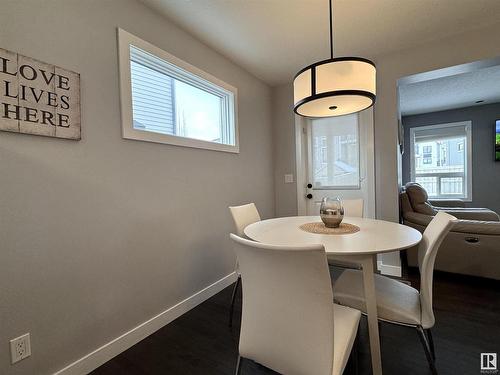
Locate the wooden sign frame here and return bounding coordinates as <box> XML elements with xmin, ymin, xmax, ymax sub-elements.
<box><xmin>0</xmin><ymin>48</ymin><xmax>81</xmax><ymax>140</ymax></box>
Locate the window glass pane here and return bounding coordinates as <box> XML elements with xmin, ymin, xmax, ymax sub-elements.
<box><xmin>311</xmin><ymin>114</ymin><xmax>359</xmax><ymax>188</ymax></box>
<box><xmin>440</xmin><ymin>177</ymin><xmax>463</xmax><ymax>195</ymax></box>
<box><xmin>174</xmin><ymin>80</ymin><xmax>223</xmax><ymax>143</ymax></box>
<box><xmin>412</xmin><ymin>122</ymin><xmax>470</xmax><ymax>199</ymax></box>
<box><xmin>415</xmin><ymin>176</ymin><xmax>437</xmax><ymax>196</ymax></box>
<box><xmin>130</xmin><ymin>60</ymin><xmax>175</xmax><ymax>134</ymax></box>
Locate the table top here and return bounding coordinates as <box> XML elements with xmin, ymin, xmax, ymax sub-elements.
<box><xmin>244</xmin><ymin>216</ymin><xmax>422</xmax><ymax>256</ymax></box>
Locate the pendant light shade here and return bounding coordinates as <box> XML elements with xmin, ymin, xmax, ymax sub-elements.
<box><xmin>293</xmin><ymin>57</ymin><xmax>376</xmax><ymax>117</ymax></box>
<box><xmin>293</xmin><ymin>0</ymin><xmax>376</xmax><ymax>118</ymax></box>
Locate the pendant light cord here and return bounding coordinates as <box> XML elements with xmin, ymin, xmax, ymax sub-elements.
<box><xmin>329</xmin><ymin>0</ymin><xmax>333</xmax><ymax>59</ymax></box>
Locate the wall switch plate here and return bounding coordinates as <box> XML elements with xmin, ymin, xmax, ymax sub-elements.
<box><xmin>284</xmin><ymin>174</ymin><xmax>294</xmax><ymax>184</ymax></box>
<box><xmin>10</xmin><ymin>333</ymin><xmax>31</xmax><ymax>364</ymax></box>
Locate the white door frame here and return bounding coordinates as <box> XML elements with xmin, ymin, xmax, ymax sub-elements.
<box><xmin>295</xmin><ymin>115</ymin><xmax>308</xmax><ymax>216</ymax></box>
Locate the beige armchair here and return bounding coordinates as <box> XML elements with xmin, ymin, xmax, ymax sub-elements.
<box><xmin>400</xmin><ymin>182</ymin><xmax>500</xmax><ymax>280</ymax></box>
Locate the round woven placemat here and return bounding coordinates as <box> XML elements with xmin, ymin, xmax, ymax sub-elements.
<box><xmin>299</xmin><ymin>222</ymin><xmax>360</xmax><ymax>235</ymax></box>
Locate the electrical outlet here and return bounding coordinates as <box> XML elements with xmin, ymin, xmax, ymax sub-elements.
<box><xmin>10</xmin><ymin>333</ymin><xmax>31</xmax><ymax>364</ymax></box>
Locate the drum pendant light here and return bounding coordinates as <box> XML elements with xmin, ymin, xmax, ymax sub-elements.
<box><xmin>293</xmin><ymin>0</ymin><xmax>376</xmax><ymax>118</ymax></box>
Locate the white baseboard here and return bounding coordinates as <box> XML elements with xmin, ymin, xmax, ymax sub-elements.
<box><xmin>377</xmin><ymin>261</ymin><xmax>402</xmax><ymax>277</ymax></box>
<box><xmin>53</xmin><ymin>272</ymin><xmax>238</xmax><ymax>375</ymax></box>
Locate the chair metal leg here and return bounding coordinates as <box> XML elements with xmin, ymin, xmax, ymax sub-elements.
<box><xmin>425</xmin><ymin>328</ymin><xmax>436</xmax><ymax>360</ymax></box>
<box><xmin>352</xmin><ymin>335</ymin><xmax>359</xmax><ymax>375</ymax></box>
<box><xmin>417</xmin><ymin>326</ymin><xmax>438</xmax><ymax>375</ymax></box>
<box><xmin>235</xmin><ymin>355</ymin><xmax>242</xmax><ymax>375</ymax></box>
<box><xmin>229</xmin><ymin>275</ymin><xmax>241</xmax><ymax>327</ymax></box>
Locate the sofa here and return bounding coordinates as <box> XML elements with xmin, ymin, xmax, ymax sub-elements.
<box><xmin>400</xmin><ymin>182</ymin><xmax>500</xmax><ymax>280</ymax></box>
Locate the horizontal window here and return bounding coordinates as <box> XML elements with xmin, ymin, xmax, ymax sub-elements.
<box><xmin>118</xmin><ymin>29</ymin><xmax>238</xmax><ymax>153</ymax></box>
<box><xmin>410</xmin><ymin>121</ymin><xmax>472</xmax><ymax>200</ymax></box>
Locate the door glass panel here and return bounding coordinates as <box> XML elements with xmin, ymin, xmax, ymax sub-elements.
<box><xmin>311</xmin><ymin>114</ymin><xmax>360</xmax><ymax>188</ymax></box>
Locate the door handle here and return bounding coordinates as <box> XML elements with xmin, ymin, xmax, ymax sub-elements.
<box><xmin>306</xmin><ymin>183</ymin><xmax>313</xmax><ymax>199</ymax></box>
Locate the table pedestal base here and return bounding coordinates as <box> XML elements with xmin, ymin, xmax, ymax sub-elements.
<box><xmin>330</xmin><ymin>254</ymin><xmax>382</xmax><ymax>375</ymax></box>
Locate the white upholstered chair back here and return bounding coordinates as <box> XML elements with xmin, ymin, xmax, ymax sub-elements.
<box><xmin>418</xmin><ymin>211</ymin><xmax>457</xmax><ymax>328</ymax></box>
<box><xmin>229</xmin><ymin>203</ymin><xmax>261</xmax><ymax>237</ymax></box>
<box><xmin>230</xmin><ymin>234</ymin><xmax>335</xmax><ymax>375</ymax></box>
<box><xmin>342</xmin><ymin>198</ymin><xmax>364</xmax><ymax>217</ymax></box>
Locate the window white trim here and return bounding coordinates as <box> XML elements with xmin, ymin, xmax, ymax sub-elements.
<box><xmin>117</xmin><ymin>28</ymin><xmax>239</xmax><ymax>153</ymax></box>
<box><xmin>409</xmin><ymin>121</ymin><xmax>472</xmax><ymax>201</ymax></box>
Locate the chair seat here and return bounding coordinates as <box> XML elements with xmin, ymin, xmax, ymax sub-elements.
<box><xmin>333</xmin><ymin>269</ymin><xmax>422</xmax><ymax>326</ymax></box>
<box><xmin>327</xmin><ymin>255</ymin><xmax>361</xmax><ymax>270</ymax></box>
<box><xmin>333</xmin><ymin>304</ymin><xmax>361</xmax><ymax>375</ymax></box>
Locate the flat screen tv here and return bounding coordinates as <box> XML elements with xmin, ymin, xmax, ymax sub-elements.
<box><xmin>497</xmin><ymin>120</ymin><xmax>500</xmax><ymax>161</ymax></box>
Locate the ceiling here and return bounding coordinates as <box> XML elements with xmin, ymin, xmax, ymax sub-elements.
<box><xmin>140</xmin><ymin>0</ymin><xmax>500</xmax><ymax>86</ymax></box>
<box><xmin>399</xmin><ymin>64</ymin><xmax>500</xmax><ymax>115</ymax></box>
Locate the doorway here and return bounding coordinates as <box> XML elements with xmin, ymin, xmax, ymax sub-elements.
<box><xmin>296</xmin><ymin>108</ymin><xmax>375</xmax><ymax>218</ymax></box>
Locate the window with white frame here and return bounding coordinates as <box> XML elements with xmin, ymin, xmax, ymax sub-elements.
<box><xmin>410</xmin><ymin>121</ymin><xmax>472</xmax><ymax>200</ymax></box>
<box><xmin>311</xmin><ymin>114</ymin><xmax>360</xmax><ymax>189</ymax></box>
<box><xmin>118</xmin><ymin>29</ymin><xmax>238</xmax><ymax>153</ymax></box>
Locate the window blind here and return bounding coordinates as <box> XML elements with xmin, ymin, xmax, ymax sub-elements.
<box><xmin>413</xmin><ymin>123</ymin><xmax>468</xmax><ymax>143</ymax></box>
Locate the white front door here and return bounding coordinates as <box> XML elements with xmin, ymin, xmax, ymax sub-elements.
<box><xmin>302</xmin><ymin>109</ymin><xmax>375</xmax><ymax>218</ymax></box>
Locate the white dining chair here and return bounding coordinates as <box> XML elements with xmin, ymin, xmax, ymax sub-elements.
<box><xmin>228</xmin><ymin>203</ymin><xmax>261</xmax><ymax>327</ymax></box>
<box><xmin>342</xmin><ymin>198</ymin><xmax>364</xmax><ymax>218</ymax></box>
<box><xmin>230</xmin><ymin>233</ymin><xmax>361</xmax><ymax>375</ymax></box>
<box><xmin>333</xmin><ymin>211</ymin><xmax>457</xmax><ymax>374</ymax></box>
<box><xmin>229</xmin><ymin>203</ymin><xmax>261</xmax><ymax>237</ymax></box>
<box><xmin>328</xmin><ymin>198</ymin><xmax>365</xmax><ymax>269</ymax></box>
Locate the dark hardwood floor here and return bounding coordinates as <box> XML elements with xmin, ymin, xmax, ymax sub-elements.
<box><xmin>91</xmin><ymin>267</ymin><xmax>500</xmax><ymax>375</ymax></box>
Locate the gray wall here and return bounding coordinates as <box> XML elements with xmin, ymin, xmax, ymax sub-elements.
<box><xmin>0</xmin><ymin>1</ymin><xmax>274</xmax><ymax>374</ymax></box>
<box><xmin>402</xmin><ymin>103</ymin><xmax>500</xmax><ymax>214</ymax></box>
<box><xmin>271</xmin><ymin>83</ymin><xmax>297</xmax><ymax>217</ymax></box>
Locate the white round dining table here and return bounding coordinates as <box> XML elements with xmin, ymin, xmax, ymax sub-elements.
<box><xmin>244</xmin><ymin>216</ymin><xmax>422</xmax><ymax>255</ymax></box>
<box><xmin>244</xmin><ymin>216</ymin><xmax>422</xmax><ymax>375</ymax></box>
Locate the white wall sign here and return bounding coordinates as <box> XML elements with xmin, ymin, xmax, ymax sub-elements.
<box><xmin>0</xmin><ymin>47</ymin><xmax>81</xmax><ymax>140</ymax></box>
